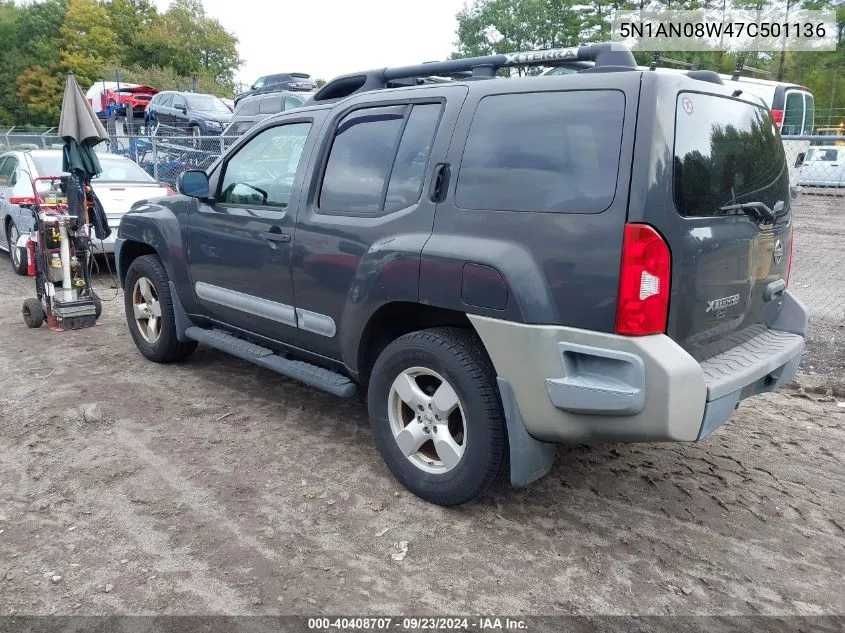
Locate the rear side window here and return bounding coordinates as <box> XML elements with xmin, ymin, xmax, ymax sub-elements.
<box><xmin>455</xmin><ymin>90</ymin><xmax>625</xmax><ymax>213</ymax></box>
<box><xmin>237</xmin><ymin>100</ymin><xmax>260</xmax><ymax>116</ymax></box>
<box><xmin>454</xmin><ymin>90</ymin><xmax>625</xmax><ymax>214</ymax></box>
<box><xmin>284</xmin><ymin>95</ymin><xmax>304</xmax><ymax>110</ymax></box>
<box><xmin>319</xmin><ymin>103</ymin><xmax>443</xmax><ymax>214</ymax></box>
<box><xmin>259</xmin><ymin>96</ymin><xmax>283</xmax><ymax>114</ymax></box>
<box><xmin>673</xmin><ymin>92</ymin><xmax>789</xmax><ymax>218</ymax></box>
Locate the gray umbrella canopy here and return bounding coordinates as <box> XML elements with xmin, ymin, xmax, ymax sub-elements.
<box><xmin>59</xmin><ymin>74</ymin><xmax>108</xmax><ymax>178</ymax></box>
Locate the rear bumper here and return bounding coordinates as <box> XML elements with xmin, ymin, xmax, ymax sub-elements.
<box><xmin>468</xmin><ymin>290</ymin><xmax>807</xmax><ymax>451</ymax></box>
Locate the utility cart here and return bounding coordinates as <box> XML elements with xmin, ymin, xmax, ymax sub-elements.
<box><xmin>20</xmin><ymin>175</ymin><xmax>102</xmax><ymax>331</ymax></box>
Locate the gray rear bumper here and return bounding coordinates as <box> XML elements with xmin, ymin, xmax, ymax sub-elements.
<box><xmin>468</xmin><ymin>291</ymin><xmax>807</xmax><ymax>485</ymax></box>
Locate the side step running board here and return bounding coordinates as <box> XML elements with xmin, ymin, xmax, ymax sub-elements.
<box><xmin>184</xmin><ymin>327</ymin><xmax>357</xmax><ymax>398</ymax></box>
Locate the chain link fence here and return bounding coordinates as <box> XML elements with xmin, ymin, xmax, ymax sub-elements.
<box><xmin>0</xmin><ymin>126</ymin><xmax>62</xmax><ymax>149</ymax></box>
<box><xmin>782</xmin><ymin>135</ymin><xmax>845</xmax><ymax>380</ymax></box>
<box><xmin>105</xmin><ymin>133</ymin><xmax>238</xmax><ymax>188</ymax></box>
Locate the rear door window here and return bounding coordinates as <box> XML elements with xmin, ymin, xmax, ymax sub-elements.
<box><xmin>802</xmin><ymin>93</ymin><xmax>815</xmax><ymax>134</ymax></box>
<box><xmin>673</xmin><ymin>92</ymin><xmax>789</xmax><ymax>218</ymax></box>
<box><xmin>782</xmin><ymin>90</ymin><xmax>813</xmax><ymax>135</ymax></box>
<box><xmin>454</xmin><ymin>90</ymin><xmax>625</xmax><ymax>214</ymax></box>
<box><xmin>0</xmin><ymin>156</ymin><xmax>17</xmax><ymax>186</ymax></box>
<box><xmin>319</xmin><ymin>103</ymin><xmax>443</xmax><ymax>214</ymax></box>
<box><xmin>157</xmin><ymin>94</ymin><xmax>173</xmax><ymax>108</ymax></box>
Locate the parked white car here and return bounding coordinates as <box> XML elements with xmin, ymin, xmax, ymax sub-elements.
<box><xmin>797</xmin><ymin>146</ymin><xmax>845</xmax><ymax>187</ymax></box>
<box><xmin>0</xmin><ymin>149</ymin><xmax>173</xmax><ymax>274</ymax></box>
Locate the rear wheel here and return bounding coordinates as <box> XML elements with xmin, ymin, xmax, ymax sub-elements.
<box><xmin>367</xmin><ymin>327</ymin><xmax>508</xmax><ymax>506</ymax></box>
<box><xmin>7</xmin><ymin>223</ymin><xmax>27</xmax><ymax>276</ymax></box>
<box><xmin>124</xmin><ymin>255</ymin><xmax>197</xmax><ymax>363</ymax></box>
<box><xmin>22</xmin><ymin>298</ymin><xmax>45</xmax><ymax>329</ymax></box>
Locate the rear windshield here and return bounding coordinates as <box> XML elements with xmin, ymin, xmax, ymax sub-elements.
<box><xmin>805</xmin><ymin>148</ymin><xmax>840</xmax><ymax>162</ymax></box>
<box><xmin>31</xmin><ymin>154</ymin><xmax>154</xmax><ymax>183</ymax></box>
<box><xmin>673</xmin><ymin>92</ymin><xmax>790</xmax><ymax>218</ymax></box>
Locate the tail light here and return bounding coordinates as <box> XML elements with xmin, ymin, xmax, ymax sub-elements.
<box><xmin>166</xmin><ymin>187</ymin><xmax>176</xmax><ymax>196</ymax></box>
<box><xmin>8</xmin><ymin>195</ymin><xmax>43</xmax><ymax>206</ymax></box>
<box><xmin>615</xmin><ymin>223</ymin><xmax>672</xmax><ymax>336</ymax></box>
<box><xmin>771</xmin><ymin>108</ymin><xmax>784</xmax><ymax>128</ymax></box>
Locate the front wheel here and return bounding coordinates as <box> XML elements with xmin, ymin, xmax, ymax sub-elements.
<box><xmin>367</xmin><ymin>327</ymin><xmax>508</xmax><ymax>506</ymax></box>
<box><xmin>123</xmin><ymin>254</ymin><xmax>197</xmax><ymax>363</ymax></box>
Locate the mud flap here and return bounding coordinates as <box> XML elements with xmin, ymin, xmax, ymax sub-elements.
<box><xmin>497</xmin><ymin>377</ymin><xmax>556</xmax><ymax>487</ymax></box>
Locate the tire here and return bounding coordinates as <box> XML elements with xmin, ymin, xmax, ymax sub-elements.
<box><xmin>123</xmin><ymin>254</ymin><xmax>197</xmax><ymax>363</ymax></box>
<box><xmin>7</xmin><ymin>222</ymin><xmax>27</xmax><ymax>276</ymax></box>
<box><xmin>22</xmin><ymin>298</ymin><xmax>45</xmax><ymax>329</ymax></box>
<box><xmin>367</xmin><ymin>327</ymin><xmax>508</xmax><ymax>506</ymax></box>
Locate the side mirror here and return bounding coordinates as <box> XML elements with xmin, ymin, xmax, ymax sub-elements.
<box><xmin>177</xmin><ymin>170</ymin><xmax>210</xmax><ymax>198</ymax></box>
<box><xmin>179</xmin><ymin>106</ymin><xmax>188</xmax><ymax>115</ymax></box>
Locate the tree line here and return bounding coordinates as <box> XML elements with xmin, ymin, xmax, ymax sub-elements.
<box><xmin>452</xmin><ymin>0</ymin><xmax>845</xmax><ymax>126</ymax></box>
<box><xmin>0</xmin><ymin>0</ymin><xmax>241</xmax><ymax>126</ymax></box>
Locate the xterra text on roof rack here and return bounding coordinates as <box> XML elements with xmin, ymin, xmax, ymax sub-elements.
<box><xmin>114</xmin><ymin>42</ymin><xmax>807</xmax><ymax>506</ymax></box>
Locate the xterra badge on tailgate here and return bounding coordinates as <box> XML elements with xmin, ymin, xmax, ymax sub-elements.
<box><xmin>706</xmin><ymin>294</ymin><xmax>740</xmax><ymax>313</ymax></box>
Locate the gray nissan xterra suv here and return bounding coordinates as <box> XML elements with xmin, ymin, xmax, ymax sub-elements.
<box><xmin>114</xmin><ymin>43</ymin><xmax>808</xmax><ymax>506</ymax></box>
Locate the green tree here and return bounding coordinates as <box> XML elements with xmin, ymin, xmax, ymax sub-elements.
<box><xmin>59</xmin><ymin>0</ymin><xmax>122</xmax><ymax>88</ymax></box>
<box><xmin>17</xmin><ymin>65</ymin><xmax>65</xmax><ymax>123</ymax></box>
<box><xmin>105</xmin><ymin>0</ymin><xmax>157</xmax><ymax>55</ymax></box>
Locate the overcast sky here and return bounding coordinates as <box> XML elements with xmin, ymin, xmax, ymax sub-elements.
<box><xmin>153</xmin><ymin>0</ymin><xmax>468</xmax><ymax>87</ymax></box>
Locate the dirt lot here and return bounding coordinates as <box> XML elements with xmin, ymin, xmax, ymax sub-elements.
<box><xmin>0</xmin><ymin>201</ymin><xmax>844</xmax><ymax>619</ymax></box>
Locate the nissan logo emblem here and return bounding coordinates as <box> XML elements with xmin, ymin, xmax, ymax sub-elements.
<box><xmin>773</xmin><ymin>240</ymin><xmax>784</xmax><ymax>265</ymax></box>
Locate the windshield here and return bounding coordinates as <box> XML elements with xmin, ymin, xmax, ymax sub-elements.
<box><xmin>31</xmin><ymin>154</ymin><xmax>155</xmax><ymax>183</ymax></box>
<box><xmin>185</xmin><ymin>94</ymin><xmax>230</xmax><ymax>113</ymax></box>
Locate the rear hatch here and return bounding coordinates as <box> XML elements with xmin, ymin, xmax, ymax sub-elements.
<box><xmin>661</xmin><ymin>89</ymin><xmax>793</xmax><ymax>362</ymax></box>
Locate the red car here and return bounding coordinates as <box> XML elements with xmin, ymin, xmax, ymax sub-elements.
<box><xmin>86</xmin><ymin>82</ymin><xmax>158</xmax><ymax>116</ymax></box>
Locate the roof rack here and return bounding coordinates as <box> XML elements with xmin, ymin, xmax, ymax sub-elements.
<box><xmin>308</xmin><ymin>42</ymin><xmax>637</xmax><ymax>104</ymax></box>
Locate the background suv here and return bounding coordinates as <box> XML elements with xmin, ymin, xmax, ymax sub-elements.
<box><xmin>145</xmin><ymin>91</ymin><xmax>232</xmax><ymax>137</ymax></box>
<box><xmin>234</xmin><ymin>73</ymin><xmax>317</xmax><ymax>105</ymax></box>
<box><xmin>222</xmin><ymin>91</ymin><xmax>312</xmax><ymax>140</ymax></box>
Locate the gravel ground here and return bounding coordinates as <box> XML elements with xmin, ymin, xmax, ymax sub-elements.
<box><xmin>0</xmin><ymin>210</ymin><xmax>843</xmax><ymax>620</ymax></box>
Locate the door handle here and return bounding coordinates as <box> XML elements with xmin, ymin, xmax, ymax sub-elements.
<box><xmin>264</xmin><ymin>228</ymin><xmax>290</xmax><ymax>243</ymax></box>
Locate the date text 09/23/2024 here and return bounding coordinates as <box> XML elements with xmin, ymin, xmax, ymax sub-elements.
<box><xmin>307</xmin><ymin>617</ymin><xmax>529</xmax><ymax>631</ymax></box>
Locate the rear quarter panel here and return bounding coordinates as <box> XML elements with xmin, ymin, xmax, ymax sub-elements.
<box><xmin>420</xmin><ymin>71</ymin><xmax>642</xmax><ymax>330</ymax></box>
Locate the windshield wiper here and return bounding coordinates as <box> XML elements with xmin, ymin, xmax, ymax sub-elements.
<box><xmin>719</xmin><ymin>200</ymin><xmax>783</xmax><ymax>224</ymax></box>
